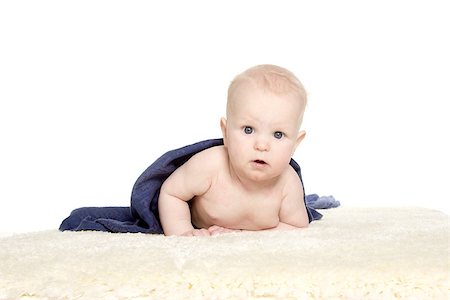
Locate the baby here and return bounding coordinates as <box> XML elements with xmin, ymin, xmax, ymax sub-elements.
<box><xmin>158</xmin><ymin>64</ymin><xmax>309</xmax><ymax>236</ymax></box>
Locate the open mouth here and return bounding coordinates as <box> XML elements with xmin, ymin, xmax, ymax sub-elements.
<box><xmin>253</xmin><ymin>160</ymin><xmax>267</xmax><ymax>165</ymax></box>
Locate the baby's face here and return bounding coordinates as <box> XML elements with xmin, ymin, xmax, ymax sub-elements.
<box><xmin>223</xmin><ymin>84</ymin><xmax>304</xmax><ymax>183</ymax></box>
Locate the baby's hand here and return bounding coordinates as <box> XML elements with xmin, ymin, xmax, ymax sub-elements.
<box><xmin>208</xmin><ymin>225</ymin><xmax>240</xmax><ymax>236</ymax></box>
<box><xmin>181</xmin><ymin>228</ymin><xmax>211</xmax><ymax>237</ymax></box>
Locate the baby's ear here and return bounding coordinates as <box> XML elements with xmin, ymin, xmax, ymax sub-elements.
<box><xmin>295</xmin><ymin>130</ymin><xmax>306</xmax><ymax>149</ymax></box>
<box><xmin>220</xmin><ymin>117</ymin><xmax>228</xmax><ymax>146</ymax></box>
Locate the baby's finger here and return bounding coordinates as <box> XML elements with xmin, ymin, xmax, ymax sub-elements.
<box><xmin>208</xmin><ymin>225</ymin><xmax>223</xmax><ymax>235</ymax></box>
<box><xmin>212</xmin><ymin>226</ymin><xmax>232</xmax><ymax>235</ymax></box>
<box><xmin>208</xmin><ymin>225</ymin><xmax>220</xmax><ymax>232</ymax></box>
<box><xmin>193</xmin><ymin>229</ymin><xmax>211</xmax><ymax>236</ymax></box>
<box><xmin>181</xmin><ymin>230</ymin><xmax>194</xmax><ymax>236</ymax></box>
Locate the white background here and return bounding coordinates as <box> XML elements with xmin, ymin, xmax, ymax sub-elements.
<box><xmin>1</xmin><ymin>1</ymin><xmax>448</xmax><ymax>234</ymax></box>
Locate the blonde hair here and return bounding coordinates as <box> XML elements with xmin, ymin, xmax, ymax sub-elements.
<box><xmin>227</xmin><ymin>64</ymin><xmax>307</xmax><ymax>121</ymax></box>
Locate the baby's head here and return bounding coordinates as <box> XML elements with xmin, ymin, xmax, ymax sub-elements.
<box><xmin>226</xmin><ymin>64</ymin><xmax>307</xmax><ymax>129</ymax></box>
<box><xmin>221</xmin><ymin>65</ymin><xmax>308</xmax><ymax>182</ymax></box>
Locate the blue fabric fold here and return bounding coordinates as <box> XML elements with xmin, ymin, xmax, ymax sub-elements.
<box><xmin>305</xmin><ymin>194</ymin><xmax>341</xmax><ymax>209</ymax></box>
<box><xmin>60</xmin><ymin>138</ymin><xmax>335</xmax><ymax>234</ymax></box>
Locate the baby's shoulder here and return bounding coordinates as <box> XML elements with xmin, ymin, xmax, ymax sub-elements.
<box><xmin>285</xmin><ymin>165</ymin><xmax>302</xmax><ymax>183</ymax></box>
<box><xmin>194</xmin><ymin>145</ymin><xmax>226</xmax><ymax>158</ymax></box>
<box><xmin>188</xmin><ymin>145</ymin><xmax>228</xmax><ymax>169</ymax></box>
<box><xmin>281</xmin><ymin>164</ymin><xmax>304</xmax><ymax>193</ymax></box>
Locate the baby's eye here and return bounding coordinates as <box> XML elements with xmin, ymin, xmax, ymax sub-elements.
<box><xmin>274</xmin><ymin>131</ymin><xmax>284</xmax><ymax>139</ymax></box>
<box><xmin>243</xmin><ymin>126</ymin><xmax>253</xmax><ymax>134</ymax></box>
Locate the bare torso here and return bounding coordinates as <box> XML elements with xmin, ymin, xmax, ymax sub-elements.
<box><xmin>189</xmin><ymin>146</ymin><xmax>285</xmax><ymax>231</ymax></box>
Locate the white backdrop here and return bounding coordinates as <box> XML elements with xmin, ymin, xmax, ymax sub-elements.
<box><xmin>1</xmin><ymin>1</ymin><xmax>448</xmax><ymax>233</ymax></box>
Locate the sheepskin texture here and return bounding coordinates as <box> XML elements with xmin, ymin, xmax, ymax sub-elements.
<box><xmin>0</xmin><ymin>207</ymin><xmax>448</xmax><ymax>300</ymax></box>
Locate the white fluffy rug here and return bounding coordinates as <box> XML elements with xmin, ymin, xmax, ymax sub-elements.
<box><xmin>0</xmin><ymin>207</ymin><xmax>448</xmax><ymax>300</ymax></box>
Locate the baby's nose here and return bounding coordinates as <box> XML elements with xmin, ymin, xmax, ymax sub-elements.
<box><xmin>254</xmin><ymin>138</ymin><xmax>270</xmax><ymax>152</ymax></box>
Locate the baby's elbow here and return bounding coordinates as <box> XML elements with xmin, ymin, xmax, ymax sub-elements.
<box><xmin>291</xmin><ymin>221</ymin><xmax>308</xmax><ymax>229</ymax></box>
<box><xmin>297</xmin><ymin>216</ymin><xmax>309</xmax><ymax>228</ymax></box>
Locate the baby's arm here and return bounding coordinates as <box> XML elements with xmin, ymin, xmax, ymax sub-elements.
<box><xmin>276</xmin><ymin>170</ymin><xmax>310</xmax><ymax>229</ymax></box>
<box><xmin>158</xmin><ymin>153</ymin><xmax>212</xmax><ymax>236</ymax></box>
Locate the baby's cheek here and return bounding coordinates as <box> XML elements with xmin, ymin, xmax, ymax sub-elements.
<box><xmin>273</xmin><ymin>152</ymin><xmax>292</xmax><ymax>169</ymax></box>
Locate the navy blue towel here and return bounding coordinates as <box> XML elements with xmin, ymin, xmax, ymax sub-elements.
<box><xmin>60</xmin><ymin>138</ymin><xmax>329</xmax><ymax>234</ymax></box>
